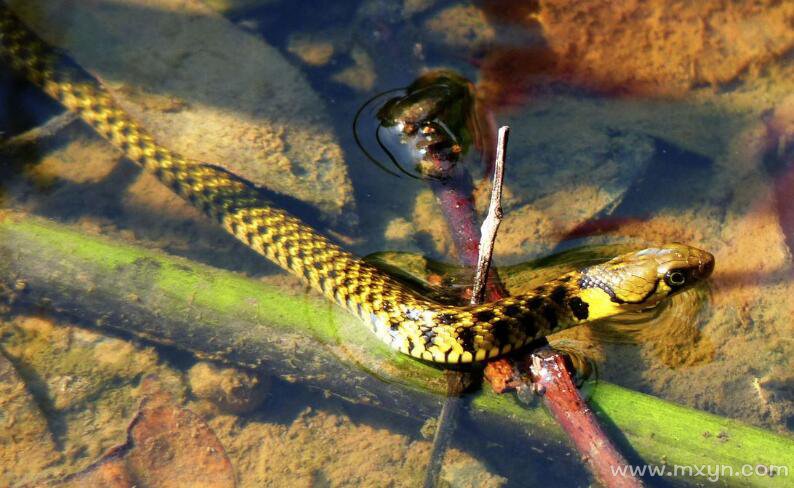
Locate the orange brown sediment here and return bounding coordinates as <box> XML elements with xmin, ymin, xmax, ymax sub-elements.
<box><xmin>476</xmin><ymin>44</ymin><xmax>556</xmax><ymax>109</ymax></box>
<box><xmin>483</xmin><ymin>358</ymin><xmax>517</xmax><ymax>393</ymax></box>
<box><xmin>475</xmin><ymin>0</ymin><xmax>794</xmax><ymax>106</ymax></box>
<box><xmin>560</xmin><ymin>217</ymin><xmax>646</xmax><ymax>241</ymax></box>
<box><xmin>766</xmin><ymin>95</ymin><xmax>794</xmax><ymax>262</ymax></box>
<box><xmin>590</xmin><ymin>211</ymin><xmax>708</xmax><ymax>246</ymax></box>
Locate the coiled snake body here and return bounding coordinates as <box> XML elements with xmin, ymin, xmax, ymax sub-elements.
<box><xmin>0</xmin><ymin>5</ymin><xmax>714</xmax><ymax>364</ymax></box>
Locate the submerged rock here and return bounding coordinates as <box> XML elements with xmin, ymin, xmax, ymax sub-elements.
<box><xmin>424</xmin><ymin>4</ymin><xmax>496</xmax><ymax>52</ymax></box>
<box><xmin>332</xmin><ymin>46</ymin><xmax>378</xmax><ymax>92</ymax></box>
<box><xmin>52</xmin><ymin>377</ymin><xmax>235</xmax><ymax>488</ymax></box>
<box><xmin>287</xmin><ymin>33</ymin><xmax>336</xmax><ymax>67</ymax></box>
<box><xmin>188</xmin><ymin>361</ymin><xmax>270</xmax><ymax>415</ymax></box>
<box><xmin>0</xmin><ymin>315</ymin><xmax>185</xmax><ymax>479</ymax></box>
<box><xmin>8</xmin><ymin>0</ymin><xmax>355</xmax><ymax>221</ymax></box>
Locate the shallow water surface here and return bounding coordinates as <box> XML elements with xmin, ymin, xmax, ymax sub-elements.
<box><xmin>0</xmin><ymin>0</ymin><xmax>792</xmax><ymax>486</ymax></box>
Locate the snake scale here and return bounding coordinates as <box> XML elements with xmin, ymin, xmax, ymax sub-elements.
<box><xmin>0</xmin><ymin>4</ymin><xmax>714</xmax><ymax>364</ymax></box>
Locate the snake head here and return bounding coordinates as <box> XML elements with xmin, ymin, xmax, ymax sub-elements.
<box><xmin>578</xmin><ymin>244</ymin><xmax>714</xmax><ymax>314</ymax></box>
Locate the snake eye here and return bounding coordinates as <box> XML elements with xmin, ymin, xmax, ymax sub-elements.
<box><xmin>665</xmin><ymin>270</ymin><xmax>687</xmax><ymax>287</ymax></box>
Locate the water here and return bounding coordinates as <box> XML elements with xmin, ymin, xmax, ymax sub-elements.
<box><xmin>0</xmin><ymin>0</ymin><xmax>792</xmax><ymax>486</ymax></box>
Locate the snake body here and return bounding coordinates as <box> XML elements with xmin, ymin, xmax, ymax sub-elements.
<box><xmin>0</xmin><ymin>5</ymin><xmax>714</xmax><ymax>364</ymax></box>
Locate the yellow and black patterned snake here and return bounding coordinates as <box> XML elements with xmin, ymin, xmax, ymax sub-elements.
<box><xmin>0</xmin><ymin>5</ymin><xmax>714</xmax><ymax>364</ymax></box>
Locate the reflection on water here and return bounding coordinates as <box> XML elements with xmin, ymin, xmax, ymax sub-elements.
<box><xmin>1</xmin><ymin>0</ymin><xmax>792</xmax><ymax>486</ymax></box>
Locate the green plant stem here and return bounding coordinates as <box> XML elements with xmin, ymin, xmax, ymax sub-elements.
<box><xmin>0</xmin><ymin>214</ymin><xmax>791</xmax><ymax>486</ymax></box>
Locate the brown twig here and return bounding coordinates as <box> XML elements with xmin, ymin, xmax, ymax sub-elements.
<box><xmin>424</xmin><ymin>119</ymin><xmax>642</xmax><ymax>487</ymax></box>
<box><xmin>485</xmin><ymin>350</ymin><xmax>644</xmax><ymax>487</ymax></box>
<box><xmin>525</xmin><ymin>348</ymin><xmax>643</xmax><ymax>487</ymax></box>
<box><xmin>423</xmin><ymin>126</ymin><xmax>511</xmax><ymax>488</ymax></box>
<box><xmin>469</xmin><ymin>132</ymin><xmax>643</xmax><ymax>486</ymax></box>
<box><xmin>764</xmin><ymin>96</ymin><xmax>794</xmax><ymax>271</ymax></box>
<box><xmin>471</xmin><ymin>126</ymin><xmax>508</xmax><ymax>304</ymax></box>
<box><xmin>426</xmin><ymin>170</ymin><xmax>507</xmax><ymax>302</ymax></box>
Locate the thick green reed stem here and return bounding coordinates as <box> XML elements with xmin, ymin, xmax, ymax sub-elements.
<box><xmin>0</xmin><ymin>213</ymin><xmax>791</xmax><ymax>487</ymax></box>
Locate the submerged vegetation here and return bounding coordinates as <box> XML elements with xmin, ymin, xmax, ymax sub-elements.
<box><xmin>0</xmin><ymin>0</ymin><xmax>792</xmax><ymax>486</ymax></box>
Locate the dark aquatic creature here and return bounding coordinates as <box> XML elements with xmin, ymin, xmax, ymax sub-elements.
<box><xmin>354</xmin><ymin>70</ymin><xmax>490</xmax><ymax>179</ymax></box>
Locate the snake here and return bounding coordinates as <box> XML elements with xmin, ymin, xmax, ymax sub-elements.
<box><xmin>0</xmin><ymin>4</ymin><xmax>714</xmax><ymax>364</ymax></box>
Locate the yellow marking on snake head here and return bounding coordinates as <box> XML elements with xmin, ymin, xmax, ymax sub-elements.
<box><xmin>576</xmin><ymin>287</ymin><xmax>625</xmax><ymax>321</ymax></box>
<box><xmin>579</xmin><ymin>244</ymin><xmax>714</xmax><ymax>315</ymax></box>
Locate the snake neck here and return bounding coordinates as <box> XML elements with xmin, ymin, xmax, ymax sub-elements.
<box><xmin>387</xmin><ymin>273</ymin><xmax>597</xmax><ymax>363</ymax></box>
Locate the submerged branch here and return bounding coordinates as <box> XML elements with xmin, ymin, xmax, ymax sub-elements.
<box><xmin>468</xmin><ymin>126</ymin><xmax>641</xmax><ymax>487</ymax></box>
<box><xmin>425</xmin><ymin>125</ymin><xmax>510</xmax><ymax>488</ymax></box>
<box><xmin>527</xmin><ymin>348</ymin><xmax>643</xmax><ymax>488</ymax></box>
<box><xmin>0</xmin><ymin>214</ymin><xmax>791</xmax><ymax>487</ymax></box>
